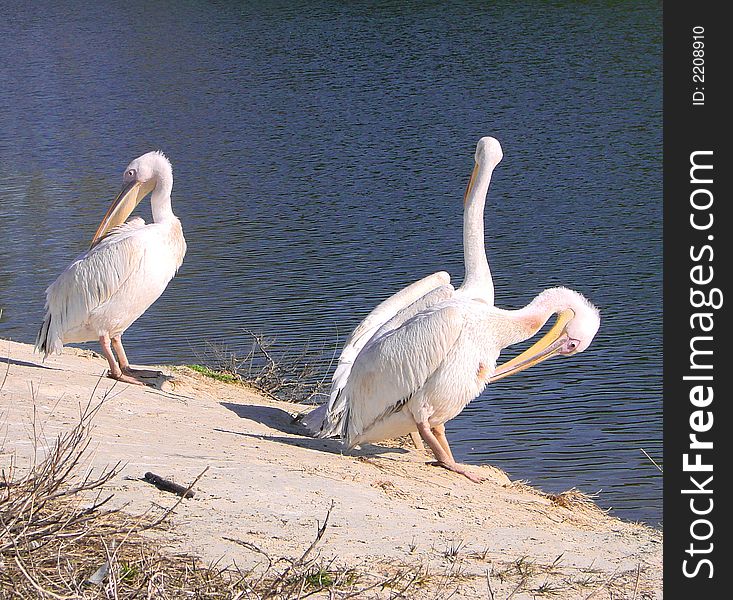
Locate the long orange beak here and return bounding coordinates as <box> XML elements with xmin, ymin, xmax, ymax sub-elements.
<box><xmin>463</xmin><ymin>162</ymin><xmax>479</xmax><ymax>207</ymax></box>
<box><xmin>90</xmin><ymin>179</ymin><xmax>153</xmax><ymax>248</ymax></box>
<box><xmin>489</xmin><ymin>309</ymin><xmax>575</xmax><ymax>382</ymax></box>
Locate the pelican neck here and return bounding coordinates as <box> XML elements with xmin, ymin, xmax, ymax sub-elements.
<box><xmin>459</xmin><ymin>160</ymin><xmax>495</xmax><ymax>300</ymax></box>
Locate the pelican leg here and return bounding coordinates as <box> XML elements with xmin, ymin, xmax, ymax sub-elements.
<box><xmin>111</xmin><ymin>336</ymin><xmax>132</xmax><ymax>371</ymax></box>
<box><xmin>100</xmin><ymin>334</ymin><xmax>145</xmax><ymax>385</ymax></box>
<box><xmin>430</xmin><ymin>423</ymin><xmax>454</xmax><ymax>462</ymax></box>
<box><xmin>409</xmin><ymin>431</ymin><xmax>425</xmax><ymax>450</ymax></box>
<box><xmin>112</xmin><ymin>336</ymin><xmax>163</xmax><ymax>380</ymax></box>
<box><xmin>415</xmin><ymin>421</ymin><xmax>484</xmax><ymax>483</ymax></box>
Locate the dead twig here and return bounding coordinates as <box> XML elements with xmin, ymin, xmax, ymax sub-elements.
<box><xmin>191</xmin><ymin>329</ymin><xmax>334</xmax><ymax>405</ymax></box>
<box><xmin>486</xmin><ymin>567</ymin><xmax>495</xmax><ymax>600</ymax></box>
<box><xmin>640</xmin><ymin>448</ymin><xmax>663</xmax><ymax>473</ymax></box>
<box><xmin>143</xmin><ymin>472</ymin><xmax>196</xmax><ymax>498</ymax></box>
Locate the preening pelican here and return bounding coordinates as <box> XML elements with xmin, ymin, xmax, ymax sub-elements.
<box><xmin>36</xmin><ymin>151</ymin><xmax>186</xmax><ymax>385</ymax></box>
<box><xmin>330</xmin><ymin>286</ymin><xmax>599</xmax><ymax>482</ymax></box>
<box><xmin>301</xmin><ymin>136</ymin><xmax>504</xmax><ymax>436</ymax></box>
<box><xmin>304</xmin><ymin>138</ymin><xmax>601</xmax><ymax>482</ymax></box>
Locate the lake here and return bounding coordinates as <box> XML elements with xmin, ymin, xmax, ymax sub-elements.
<box><xmin>0</xmin><ymin>1</ymin><xmax>662</xmax><ymax>525</ymax></box>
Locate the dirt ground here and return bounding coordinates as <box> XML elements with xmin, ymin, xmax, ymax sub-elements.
<box><xmin>1</xmin><ymin>338</ymin><xmax>662</xmax><ymax>599</ymax></box>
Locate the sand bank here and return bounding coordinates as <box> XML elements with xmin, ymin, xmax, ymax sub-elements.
<box><xmin>1</xmin><ymin>339</ymin><xmax>661</xmax><ymax>598</ymax></box>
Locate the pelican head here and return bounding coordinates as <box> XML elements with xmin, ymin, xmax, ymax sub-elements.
<box><xmin>464</xmin><ymin>136</ymin><xmax>503</xmax><ymax>205</ymax></box>
<box><xmin>90</xmin><ymin>151</ymin><xmax>172</xmax><ymax>247</ymax></box>
<box><xmin>475</xmin><ymin>136</ymin><xmax>503</xmax><ymax>169</ymax></box>
<box><xmin>490</xmin><ymin>287</ymin><xmax>600</xmax><ymax>382</ymax></box>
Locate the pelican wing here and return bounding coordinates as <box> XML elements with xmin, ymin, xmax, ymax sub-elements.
<box><xmin>301</xmin><ymin>271</ymin><xmax>452</xmax><ymax>435</ymax></box>
<box><xmin>36</xmin><ymin>219</ymin><xmax>147</xmax><ymax>356</ymax></box>
<box><xmin>341</xmin><ymin>271</ymin><xmax>451</xmax><ymax>353</ymax></box>
<box><xmin>370</xmin><ymin>280</ymin><xmax>456</xmax><ymax>339</ymax></box>
<box><xmin>338</xmin><ymin>302</ymin><xmax>465</xmax><ymax>445</ymax></box>
<box><xmin>330</xmin><ymin>274</ymin><xmax>454</xmax><ymax>395</ymax></box>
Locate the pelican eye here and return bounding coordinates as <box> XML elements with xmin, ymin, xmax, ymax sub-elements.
<box><xmin>567</xmin><ymin>340</ymin><xmax>578</xmax><ymax>351</ymax></box>
<box><xmin>126</xmin><ymin>169</ymin><xmax>136</xmax><ymax>177</ymax></box>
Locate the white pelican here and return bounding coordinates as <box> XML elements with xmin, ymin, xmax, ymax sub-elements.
<box><xmin>35</xmin><ymin>151</ymin><xmax>186</xmax><ymax>385</ymax></box>
<box><xmin>302</xmin><ymin>136</ymin><xmax>504</xmax><ymax>437</ymax></box>
<box><xmin>324</xmin><ymin>286</ymin><xmax>599</xmax><ymax>482</ymax></box>
<box><xmin>304</xmin><ymin>137</ymin><xmax>601</xmax><ymax>481</ymax></box>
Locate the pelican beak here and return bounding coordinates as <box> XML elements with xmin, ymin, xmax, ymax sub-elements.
<box><xmin>90</xmin><ymin>179</ymin><xmax>154</xmax><ymax>248</ymax></box>
<box><xmin>463</xmin><ymin>162</ymin><xmax>479</xmax><ymax>206</ymax></box>
<box><xmin>489</xmin><ymin>309</ymin><xmax>576</xmax><ymax>383</ymax></box>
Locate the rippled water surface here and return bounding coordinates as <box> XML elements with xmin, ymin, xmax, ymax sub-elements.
<box><xmin>0</xmin><ymin>1</ymin><xmax>662</xmax><ymax>524</ymax></box>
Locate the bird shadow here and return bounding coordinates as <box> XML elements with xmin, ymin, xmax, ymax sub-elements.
<box><xmin>220</xmin><ymin>402</ymin><xmax>303</xmax><ymax>435</ymax></box>
<box><xmin>136</xmin><ymin>370</ymin><xmax>176</xmax><ymax>391</ymax></box>
<box><xmin>104</xmin><ymin>368</ymin><xmax>177</xmax><ymax>392</ymax></box>
<box><xmin>218</xmin><ymin>402</ymin><xmax>407</xmax><ymax>457</ymax></box>
<box><xmin>0</xmin><ymin>354</ymin><xmax>175</xmax><ymax>391</ymax></box>
<box><xmin>0</xmin><ymin>356</ymin><xmax>60</xmax><ymax>371</ymax></box>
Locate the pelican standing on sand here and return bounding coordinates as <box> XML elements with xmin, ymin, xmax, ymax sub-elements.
<box><xmin>302</xmin><ymin>136</ymin><xmax>504</xmax><ymax>438</ymax></box>
<box><xmin>36</xmin><ymin>151</ymin><xmax>186</xmax><ymax>385</ymax></box>
<box><xmin>305</xmin><ymin>138</ymin><xmax>601</xmax><ymax>482</ymax></box>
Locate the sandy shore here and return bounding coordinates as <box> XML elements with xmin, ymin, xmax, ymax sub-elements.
<box><xmin>1</xmin><ymin>338</ymin><xmax>661</xmax><ymax>598</ymax></box>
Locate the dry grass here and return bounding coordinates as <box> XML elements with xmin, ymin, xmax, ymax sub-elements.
<box><xmin>1</xmin><ymin>351</ymin><xmax>659</xmax><ymax>600</ymax></box>
<box><xmin>0</xmin><ymin>385</ymin><xmax>195</xmax><ymax>599</ymax></box>
<box><xmin>545</xmin><ymin>488</ymin><xmax>603</xmax><ymax>513</ymax></box>
<box><xmin>487</xmin><ymin>553</ymin><xmax>655</xmax><ymax>600</ymax></box>
<box><xmin>0</xmin><ymin>380</ymin><xmax>459</xmax><ymax>599</ymax></box>
<box><xmin>507</xmin><ymin>480</ymin><xmax>607</xmax><ymax>520</ymax></box>
<box><xmin>190</xmin><ymin>330</ymin><xmax>332</xmax><ymax>405</ymax></box>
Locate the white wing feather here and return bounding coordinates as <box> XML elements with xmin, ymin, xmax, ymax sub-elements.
<box><xmin>340</xmin><ymin>303</ymin><xmax>465</xmax><ymax>445</ymax></box>
<box><xmin>330</xmin><ymin>272</ymin><xmax>452</xmax><ymax>397</ymax></box>
<box><xmin>320</xmin><ymin>283</ymin><xmax>456</xmax><ymax>437</ymax></box>
<box><xmin>300</xmin><ymin>271</ymin><xmax>452</xmax><ymax>435</ymax></box>
<box><xmin>339</xmin><ymin>271</ymin><xmax>451</xmax><ymax>354</ymax></box>
<box><xmin>36</xmin><ymin>219</ymin><xmax>147</xmax><ymax>355</ymax></box>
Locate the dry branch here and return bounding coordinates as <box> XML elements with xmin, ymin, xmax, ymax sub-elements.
<box><xmin>192</xmin><ymin>329</ymin><xmax>334</xmax><ymax>405</ymax></box>
<box><xmin>0</xmin><ymin>396</ymin><xmax>426</xmax><ymax>599</ymax></box>
<box><xmin>143</xmin><ymin>472</ymin><xmax>196</xmax><ymax>498</ymax></box>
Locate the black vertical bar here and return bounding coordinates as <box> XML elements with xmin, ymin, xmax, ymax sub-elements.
<box><xmin>664</xmin><ymin>2</ymin><xmax>728</xmax><ymax>595</ymax></box>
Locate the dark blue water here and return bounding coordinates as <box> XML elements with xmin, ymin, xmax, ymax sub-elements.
<box><xmin>0</xmin><ymin>1</ymin><xmax>662</xmax><ymax>525</ymax></box>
